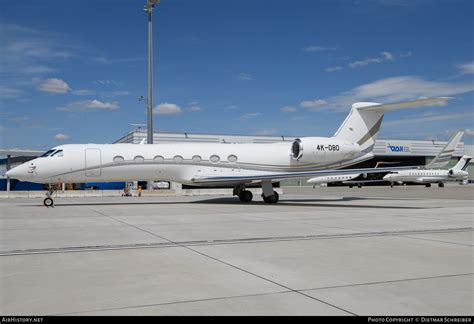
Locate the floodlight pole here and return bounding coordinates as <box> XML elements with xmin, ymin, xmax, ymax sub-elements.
<box><xmin>144</xmin><ymin>0</ymin><xmax>159</xmax><ymax>144</ymax></box>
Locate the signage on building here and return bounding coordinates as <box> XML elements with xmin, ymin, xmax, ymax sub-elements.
<box><xmin>386</xmin><ymin>143</ymin><xmax>411</xmax><ymax>154</ymax></box>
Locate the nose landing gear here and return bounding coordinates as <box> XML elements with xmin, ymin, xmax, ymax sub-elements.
<box><xmin>43</xmin><ymin>187</ymin><xmax>55</xmax><ymax>208</ymax></box>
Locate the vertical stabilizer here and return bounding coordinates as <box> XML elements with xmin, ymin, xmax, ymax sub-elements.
<box><xmin>452</xmin><ymin>155</ymin><xmax>471</xmax><ymax>171</ymax></box>
<box><xmin>426</xmin><ymin>129</ymin><xmax>464</xmax><ymax>169</ymax></box>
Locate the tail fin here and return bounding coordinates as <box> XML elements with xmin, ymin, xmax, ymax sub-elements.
<box><xmin>452</xmin><ymin>155</ymin><xmax>471</xmax><ymax>171</ymax></box>
<box><xmin>333</xmin><ymin>97</ymin><xmax>450</xmax><ymax>153</ymax></box>
<box><xmin>426</xmin><ymin>129</ymin><xmax>464</xmax><ymax>169</ymax></box>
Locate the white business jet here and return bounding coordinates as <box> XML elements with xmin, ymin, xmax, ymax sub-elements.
<box><xmin>383</xmin><ymin>155</ymin><xmax>471</xmax><ymax>188</ymax></box>
<box><xmin>5</xmin><ymin>97</ymin><xmax>448</xmax><ymax>206</ymax></box>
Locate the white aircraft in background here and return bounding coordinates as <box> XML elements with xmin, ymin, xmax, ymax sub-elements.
<box><xmin>383</xmin><ymin>155</ymin><xmax>471</xmax><ymax>187</ymax></box>
<box><xmin>308</xmin><ymin>129</ymin><xmax>466</xmax><ymax>188</ymax></box>
<box><xmin>5</xmin><ymin>97</ymin><xmax>448</xmax><ymax>206</ymax></box>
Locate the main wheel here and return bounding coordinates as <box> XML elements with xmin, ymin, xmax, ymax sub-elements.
<box><xmin>357</xmin><ymin>184</ymin><xmax>362</xmax><ymax>188</ymax></box>
<box><xmin>263</xmin><ymin>191</ymin><xmax>279</xmax><ymax>204</ymax></box>
<box><xmin>238</xmin><ymin>190</ymin><xmax>253</xmax><ymax>202</ymax></box>
<box><xmin>438</xmin><ymin>183</ymin><xmax>444</xmax><ymax>188</ymax></box>
<box><xmin>43</xmin><ymin>197</ymin><xmax>54</xmax><ymax>207</ymax></box>
<box><xmin>425</xmin><ymin>183</ymin><xmax>431</xmax><ymax>188</ymax></box>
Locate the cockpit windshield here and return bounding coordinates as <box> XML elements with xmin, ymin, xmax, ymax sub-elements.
<box><xmin>40</xmin><ymin>149</ymin><xmax>56</xmax><ymax>157</ymax></box>
<box><xmin>51</xmin><ymin>150</ymin><xmax>63</xmax><ymax>157</ymax></box>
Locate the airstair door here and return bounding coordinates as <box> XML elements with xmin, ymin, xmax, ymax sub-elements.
<box><xmin>85</xmin><ymin>149</ymin><xmax>102</xmax><ymax>177</ymax></box>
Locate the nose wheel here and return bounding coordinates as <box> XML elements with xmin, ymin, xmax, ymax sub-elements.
<box><xmin>44</xmin><ymin>187</ymin><xmax>56</xmax><ymax>208</ymax></box>
<box><xmin>44</xmin><ymin>197</ymin><xmax>54</xmax><ymax>207</ymax></box>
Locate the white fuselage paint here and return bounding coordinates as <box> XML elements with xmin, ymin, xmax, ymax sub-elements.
<box><xmin>383</xmin><ymin>169</ymin><xmax>468</xmax><ymax>184</ymax></box>
<box><xmin>8</xmin><ymin>139</ymin><xmax>366</xmax><ymax>185</ymax></box>
<box><xmin>307</xmin><ymin>173</ymin><xmax>361</xmax><ymax>184</ymax></box>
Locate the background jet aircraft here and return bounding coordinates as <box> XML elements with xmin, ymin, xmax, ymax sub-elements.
<box><xmin>383</xmin><ymin>155</ymin><xmax>471</xmax><ymax>187</ymax></box>
<box><xmin>5</xmin><ymin>97</ymin><xmax>448</xmax><ymax>205</ymax></box>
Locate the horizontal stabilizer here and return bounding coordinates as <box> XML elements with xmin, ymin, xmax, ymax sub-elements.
<box><xmin>356</xmin><ymin>97</ymin><xmax>450</xmax><ymax>112</ymax></box>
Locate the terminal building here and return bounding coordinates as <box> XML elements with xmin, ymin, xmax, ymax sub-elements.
<box><xmin>1</xmin><ymin>129</ymin><xmax>473</xmax><ymax>192</ymax></box>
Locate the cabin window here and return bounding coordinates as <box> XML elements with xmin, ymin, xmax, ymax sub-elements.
<box><xmin>51</xmin><ymin>150</ymin><xmax>63</xmax><ymax>157</ymax></box>
<box><xmin>192</xmin><ymin>155</ymin><xmax>202</xmax><ymax>162</ymax></box>
<box><xmin>210</xmin><ymin>155</ymin><xmax>220</xmax><ymax>163</ymax></box>
<box><xmin>40</xmin><ymin>149</ymin><xmax>56</xmax><ymax>157</ymax></box>
<box><xmin>173</xmin><ymin>155</ymin><xmax>183</xmax><ymax>163</ymax></box>
<box><xmin>227</xmin><ymin>154</ymin><xmax>238</xmax><ymax>163</ymax></box>
<box><xmin>134</xmin><ymin>156</ymin><xmax>145</xmax><ymax>163</ymax></box>
<box><xmin>113</xmin><ymin>156</ymin><xmax>124</xmax><ymax>163</ymax></box>
<box><xmin>154</xmin><ymin>155</ymin><xmax>164</xmax><ymax>162</ymax></box>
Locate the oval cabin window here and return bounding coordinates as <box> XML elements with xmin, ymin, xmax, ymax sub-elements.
<box><xmin>227</xmin><ymin>154</ymin><xmax>238</xmax><ymax>163</ymax></box>
<box><xmin>173</xmin><ymin>155</ymin><xmax>183</xmax><ymax>163</ymax></box>
<box><xmin>154</xmin><ymin>155</ymin><xmax>164</xmax><ymax>162</ymax></box>
<box><xmin>192</xmin><ymin>155</ymin><xmax>202</xmax><ymax>162</ymax></box>
<box><xmin>134</xmin><ymin>156</ymin><xmax>145</xmax><ymax>163</ymax></box>
<box><xmin>210</xmin><ymin>155</ymin><xmax>220</xmax><ymax>163</ymax></box>
<box><xmin>113</xmin><ymin>156</ymin><xmax>124</xmax><ymax>163</ymax></box>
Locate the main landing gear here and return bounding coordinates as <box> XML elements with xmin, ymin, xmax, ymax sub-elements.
<box><xmin>233</xmin><ymin>182</ymin><xmax>280</xmax><ymax>204</ymax></box>
<box><xmin>44</xmin><ymin>187</ymin><xmax>55</xmax><ymax>207</ymax></box>
<box><xmin>438</xmin><ymin>182</ymin><xmax>444</xmax><ymax>188</ymax></box>
<box><xmin>233</xmin><ymin>184</ymin><xmax>253</xmax><ymax>202</ymax></box>
<box><xmin>425</xmin><ymin>183</ymin><xmax>431</xmax><ymax>188</ymax></box>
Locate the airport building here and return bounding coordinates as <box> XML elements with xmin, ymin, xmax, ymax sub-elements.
<box><xmin>1</xmin><ymin>129</ymin><xmax>473</xmax><ymax>192</ymax></box>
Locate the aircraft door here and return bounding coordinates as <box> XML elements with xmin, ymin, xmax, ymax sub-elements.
<box><xmin>85</xmin><ymin>148</ymin><xmax>102</xmax><ymax>177</ymax></box>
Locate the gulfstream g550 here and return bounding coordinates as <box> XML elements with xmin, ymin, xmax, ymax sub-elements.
<box><xmin>5</xmin><ymin>97</ymin><xmax>448</xmax><ymax>204</ymax></box>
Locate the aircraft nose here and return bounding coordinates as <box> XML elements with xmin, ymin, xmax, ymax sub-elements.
<box><xmin>382</xmin><ymin>174</ymin><xmax>390</xmax><ymax>180</ymax></box>
<box><xmin>5</xmin><ymin>165</ymin><xmax>27</xmax><ymax>180</ymax></box>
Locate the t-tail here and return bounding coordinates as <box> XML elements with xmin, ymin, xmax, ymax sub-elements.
<box><xmin>332</xmin><ymin>97</ymin><xmax>450</xmax><ymax>154</ymax></box>
<box><xmin>426</xmin><ymin>129</ymin><xmax>464</xmax><ymax>169</ymax></box>
<box><xmin>452</xmin><ymin>155</ymin><xmax>472</xmax><ymax>171</ymax></box>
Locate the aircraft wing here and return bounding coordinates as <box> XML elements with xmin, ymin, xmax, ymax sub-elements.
<box><xmin>191</xmin><ymin>166</ymin><xmax>413</xmax><ymax>184</ymax></box>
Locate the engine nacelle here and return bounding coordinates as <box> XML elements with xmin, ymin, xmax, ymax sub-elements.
<box><xmin>448</xmin><ymin>169</ymin><xmax>467</xmax><ymax>178</ymax></box>
<box><xmin>291</xmin><ymin>137</ymin><xmax>361</xmax><ymax>163</ymax></box>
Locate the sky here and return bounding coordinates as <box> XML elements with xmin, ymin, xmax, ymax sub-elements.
<box><xmin>1</xmin><ymin>0</ymin><xmax>473</xmax><ymax>150</ymax></box>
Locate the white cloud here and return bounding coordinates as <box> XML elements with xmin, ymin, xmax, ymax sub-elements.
<box><xmin>280</xmin><ymin>106</ymin><xmax>296</xmax><ymax>113</ymax></box>
<box><xmin>153</xmin><ymin>103</ymin><xmax>182</xmax><ymax>115</ymax></box>
<box><xmin>237</xmin><ymin>73</ymin><xmax>253</xmax><ymax>81</ymax></box>
<box><xmin>381</xmin><ymin>51</ymin><xmax>395</xmax><ymax>61</ymax></box>
<box><xmin>240</xmin><ymin>113</ymin><xmax>262</xmax><ymax>119</ymax></box>
<box><xmin>57</xmin><ymin>100</ymin><xmax>119</xmax><ymax>112</ymax></box>
<box><xmin>349</xmin><ymin>57</ymin><xmax>382</xmax><ymax>69</ymax></box>
<box><xmin>0</xmin><ymin>23</ymin><xmax>75</xmax><ymax>78</ymax></box>
<box><xmin>73</xmin><ymin>89</ymin><xmax>95</xmax><ymax>96</ymax></box>
<box><xmin>188</xmin><ymin>106</ymin><xmax>201</xmax><ymax>112</ymax></box>
<box><xmin>349</xmin><ymin>51</ymin><xmax>397</xmax><ymax>69</ymax></box>
<box><xmin>399</xmin><ymin>51</ymin><xmax>412</xmax><ymax>58</ymax></box>
<box><xmin>37</xmin><ymin>78</ymin><xmax>71</xmax><ymax>94</ymax></box>
<box><xmin>302</xmin><ymin>45</ymin><xmax>336</xmax><ymax>53</ymax></box>
<box><xmin>54</xmin><ymin>133</ymin><xmax>69</xmax><ymax>141</ymax></box>
<box><xmin>0</xmin><ymin>86</ymin><xmax>24</xmax><ymax>99</ymax></box>
<box><xmin>458</xmin><ymin>62</ymin><xmax>474</xmax><ymax>75</ymax></box>
<box><xmin>325</xmin><ymin>66</ymin><xmax>342</xmax><ymax>73</ymax></box>
<box><xmin>300</xmin><ymin>99</ymin><xmax>327</xmax><ymax>110</ymax></box>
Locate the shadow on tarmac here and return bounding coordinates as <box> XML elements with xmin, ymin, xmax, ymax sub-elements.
<box><xmin>31</xmin><ymin>196</ymin><xmax>434</xmax><ymax>209</ymax></box>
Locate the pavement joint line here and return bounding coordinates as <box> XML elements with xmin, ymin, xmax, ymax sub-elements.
<box><xmin>83</xmin><ymin>202</ymin><xmax>358</xmax><ymax>316</ymax></box>
<box><xmin>50</xmin><ymin>290</ymin><xmax>293</xmax><ymax>316</ymax></box>
<box><xmin>297</xmin><ymin>273</ymin><xmax>474</xmax><ymax>293</ymax></box>
<box><xmin>0</xmin><ymin>228</ymin><xmax>472</xmax><ymax>256</ymax></box>
<box><xmin>181</xmin><ymin>244</ymin><xmax>358</xmax><ymax>316</ymax></box>
<box><xmin>397</xmin><ymin>234</ymin><xmax>474</xmax><ymax>247</ymax></box>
